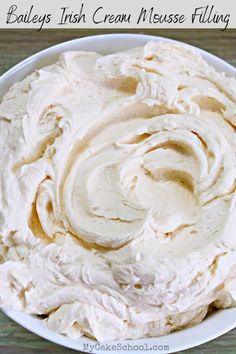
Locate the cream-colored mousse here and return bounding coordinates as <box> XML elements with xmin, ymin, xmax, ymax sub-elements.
<box><xmin>0</xmin><ymin>41</ymin><xmax>236</xmax><ymax>341</ymax></box>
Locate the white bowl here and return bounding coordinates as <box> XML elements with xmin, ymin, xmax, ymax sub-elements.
<box><xmin>1</xmin><ymin>33</ymin><xmax>236</xmax><ymax>353</ymax></box>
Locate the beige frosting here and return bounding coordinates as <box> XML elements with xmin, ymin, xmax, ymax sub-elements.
<box><xmin>0</xmin><ymin>41</ymin><xmax>236</xmax><ymax>341</ymax></box>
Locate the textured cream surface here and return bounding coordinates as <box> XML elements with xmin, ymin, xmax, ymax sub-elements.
<box><xmin>0</xmin><ymin>41</ymin><xmax>236</xmax><ymax>341</ymax></box>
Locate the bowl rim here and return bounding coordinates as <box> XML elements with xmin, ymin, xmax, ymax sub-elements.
<box><xmin>1</xmin><ymin>33</ymin><xmax>235</xmax><ymax>85</ymax></box>
<box><xmin>1</xmin><ymin>33</ymin><xmax>236</xmax><ymax>354</ymax></box>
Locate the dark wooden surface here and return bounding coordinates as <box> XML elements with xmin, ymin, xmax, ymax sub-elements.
<box><xmin>0</xmin><ymin>29</ymin><xmax>236</xmax><ymax>75</ymax></box>
<box><xmin>0</xmin><ymin>29</ymin><xmax>235</xmax><ymax>354</ymax></box>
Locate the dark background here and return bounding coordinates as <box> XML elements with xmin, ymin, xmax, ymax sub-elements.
<box><xmin>0</xmin><ymin>29</ymin><xmax>236</xmax><ymax>75</ymax></box>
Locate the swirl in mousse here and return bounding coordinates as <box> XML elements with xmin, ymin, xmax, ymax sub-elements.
<box><xmin>0</xmin><ymin>41</ymin><xmax>236</xmax><ymax>341</ymax></box>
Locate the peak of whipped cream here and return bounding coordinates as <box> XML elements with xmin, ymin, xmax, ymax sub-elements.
<box><xmin>0</xmin><ymin>41</ymin><xmax>236</xmax><ymax>341</ymax></box>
